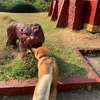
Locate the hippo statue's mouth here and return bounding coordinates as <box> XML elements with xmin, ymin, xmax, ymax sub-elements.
<box><xmin>25</xmin><ymin>42</ymin><xmax>35</xmax><ymax>48</ymax></box>
<box><xmin>26</xmin><ymin>43</ymin><xmax>30</xmax><ymax>47</ymax></box>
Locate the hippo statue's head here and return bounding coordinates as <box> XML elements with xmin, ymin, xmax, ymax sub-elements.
<box><xmin>19</xmin><ymin>23</ymin><xmax>45</xmax><ymax>49</ymax></box>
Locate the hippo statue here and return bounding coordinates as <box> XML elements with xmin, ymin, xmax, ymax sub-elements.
<box><xmin>6</xmin><ymin>22</ymin><xmax>45</xmax><ymax>57</ymax></box>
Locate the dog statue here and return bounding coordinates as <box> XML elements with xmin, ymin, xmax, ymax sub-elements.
<box><xmin>32</xmin><ymin>47</ymin><xmax>59</xmax><ymax>100</ymax></box>
<box><xmin>6</xmin><ymin>22</ymin><xmax>45</xmax><ymax>56</ymax></box>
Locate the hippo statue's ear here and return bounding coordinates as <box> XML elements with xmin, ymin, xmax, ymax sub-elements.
<box><xmin>34</xmin><ymin>23</ymin><xmax>41</xmax><ymax>28</ymax></box>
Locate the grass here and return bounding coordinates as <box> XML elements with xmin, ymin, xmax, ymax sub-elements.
<box><xmin>1</xmin><ymin>12</ymin><xmax>99</xmax><ymax>81</ymax></box>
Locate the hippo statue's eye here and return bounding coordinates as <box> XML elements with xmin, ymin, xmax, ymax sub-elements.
<box><xmin>34</xmin><ymin>32</ymin><xmax>38</xmax><ymax>36</ymax></box>
<box><xmin>21</xmin><ymin>29</ymin><xmax>23</xmax><ymax>32</ymax></box>
<box><xmin>20</xmin><ymin>29</ymin><xmax>23</xmax><ymax>34</ymax></box>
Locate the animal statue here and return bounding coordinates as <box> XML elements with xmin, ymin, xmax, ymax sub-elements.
<box><xmin>6</xmin><ymin>22</ymin><xmax>45</xmax><ymax>57</ymax></box>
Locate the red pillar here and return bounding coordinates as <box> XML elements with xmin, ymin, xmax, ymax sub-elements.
<box><xmin>56</xmin><ymin>0</ymin><xmax>69</xmax><ymax>27</ymax></box>
<box><xmin>68</xmin><ymin>0</ymin><xmax>84</xmax><ymax>30</ymax></box>
<box><xmin>51</xmin><ymin>0</ymin><xmax>58</xmax><ymax>21</ymax></box>
<box><xmin>84</xmin><ymin>0</ymin><xmax>100</xmax><ymax>33</ymax></box>
<box><xmin>48</xmin><ymin>1</ymin><xmax>53</xmax><ymax>16</ymax></box>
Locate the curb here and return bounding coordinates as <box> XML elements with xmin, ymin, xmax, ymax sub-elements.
<box><xmin>0</xmin><ymin>76</ymin><xmax>99</xmax><ymax>96</ymax></box>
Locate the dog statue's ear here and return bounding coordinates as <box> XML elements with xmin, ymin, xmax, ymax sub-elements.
<box><xmin>32</xmin><ymin>48</ymin><xmax>36</xmax><ymax>53</ymax></box>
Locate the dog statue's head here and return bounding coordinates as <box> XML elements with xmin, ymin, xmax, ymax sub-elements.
<box><xmin>32</xmin><ymin>47</ymin><xmax>51</xmax><ymax>60</ymax></box>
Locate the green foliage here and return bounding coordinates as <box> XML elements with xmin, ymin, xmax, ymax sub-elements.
<box><xmin>33</xmin><ymin>0</ymin><xmax>50</xmax><ymax>12</ymax></box>
<box><xmin>2</xmin><ymin>15</ymin><xmax>16</xmax><ymax>23</ymax></box>
<box><xmin>0</xmin><ymin>56</ymin><xmax>38</xmax><ymax>81</ymax></box>
<box><xmin>9</xmin><ymin>0</ymin><xmax>35</xmax><ymax>13</ymax></box>
<box><xmin>78</xmin><ymin>87</ymin><xmax>84</xmax><ymax>92</ymax></box>
<box><xmin>0</xmin><ymin>2</ymin><xmax>6</xmax><ymax>12</ymax></box>
<box><xmin>0</xmin><ymin>0</ymin><xmax>12</xmax><ymax>11</ymax></box>
<box><xmin>0</xmin><ymin>47</ymin><xmax>14</xmax><ymax>66</ymax></box>
<box><xmin>0</xmin><ymin>47</ymin><xmax>38</xmax><ymax>81</ymax></box>
<box><xmin>0</xmin><ymin>0</ymin><xmax>50</xmax><ymax>12</ymax></box>
<box><xmin>86</xmin><ymin>85</ymin><xmax>92</xmax><ymax>92</ymax></box>
<box><xmin>0</xmin><ymin>0</ymin><xmax>35</xmax><ymax>13</ymax></box>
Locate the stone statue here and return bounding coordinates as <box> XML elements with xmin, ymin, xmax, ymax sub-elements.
<box><xmin>6</xmin><ymin>22</ymin><xmax>45</xmax><ymax>57</ymax></box>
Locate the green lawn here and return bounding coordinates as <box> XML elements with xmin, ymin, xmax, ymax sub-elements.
<box><xmin>1</xmin><ymin>12</ymin><xmax>97</xmax><ymax>81</ymax></box>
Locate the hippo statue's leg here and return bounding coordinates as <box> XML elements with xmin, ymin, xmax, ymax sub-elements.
<box><xmin>19</xmin><ymin>41</ymin><xmax>30</xmax><ymax>58</ymax></box>
<box><xmin>6</xmin><ymin>37</ymin><xmax>17</xmax><ymax>49</ymax></box>
<box><xmin>6</xmin><ymin>24</ymin><xmax>18</xmax><ymax>49</ymax></box>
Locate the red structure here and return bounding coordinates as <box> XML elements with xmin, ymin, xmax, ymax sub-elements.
<box><xmin>84</xmin><ymin>0</ymin><xmax>100</xmax><ymax>33</ymax></box>
<box><xmin>56</xmin><ymin>0</ymin><xmax>69</xmax><ymax>27</ymax></box>
<box><xmin>50</xmin><ymin>0</ymin><xmax>58</xmax><ymax>20</ymax></box>
<box><xmin>49</xmin><ymin>0</ymin><xmax>63</xmax><ymax>21</ymax></box>
<box><xmin>48</xmin><ymin>0</ymin><xmax>100</xmax><ymax>33</ymax></box>
<box><xmin>48</xmin><ymin>1</ymin><xmax>53</xmax><ymax>16</ymax></box>
<box><xmin>68</xmin><ymin>0</ymin><xmax>84</xmax><ymax>30</ymax></box>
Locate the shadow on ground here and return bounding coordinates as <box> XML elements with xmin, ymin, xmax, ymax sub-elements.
<box><xmin>53</xmin><ymin>55</ymin><xmax>88</xmax><ymax>77</ymax></box>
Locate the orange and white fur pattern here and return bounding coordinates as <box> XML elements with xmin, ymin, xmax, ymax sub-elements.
<box><xmin>32</xmin><ymin>47</ymin><xmax>59</xmax><ymax>100</ymax></box>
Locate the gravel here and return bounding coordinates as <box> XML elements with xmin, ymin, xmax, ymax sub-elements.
<box><xmin>0</xmin><ymin>89</ymin><xmax>100</xmax><ymax>100</ymax></box>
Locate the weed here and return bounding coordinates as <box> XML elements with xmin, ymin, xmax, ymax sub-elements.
<box><xmin>78</xmin><ymin>87</ymin><xmax>84</xmax><ymax>92</ymax></box>
<box><xmin>86</xmin><ymin>85</ymin><xmax>92</xmax><ymax>92</ymax></box>
<box><xmin>2</xmin><ymin>15</ymin><xmax>16</xmax><ymax>23</ymax></box>
<box><xmin>0</xmin><ymin>55</ymin><xmax>38</xmax><ymax>81</ymax></box>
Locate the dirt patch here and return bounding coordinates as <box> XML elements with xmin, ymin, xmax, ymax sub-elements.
<box><xmin>61</xmin><ymin>29</ymin><xmax>100</xmax><ymax>48</ymax></box>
